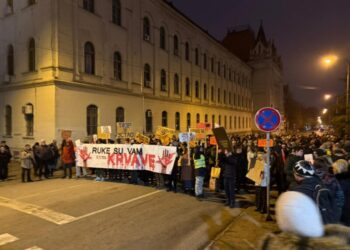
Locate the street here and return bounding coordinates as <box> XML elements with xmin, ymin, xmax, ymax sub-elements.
<box><xmin>0</xmin><ymin>165</ymin><xmax>251</xmax><ymax>250</ymax></box>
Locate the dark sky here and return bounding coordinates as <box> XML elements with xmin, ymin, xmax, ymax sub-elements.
<box><xmin>170</xmin><ymin>0</ymin><xmax>350</xmax><ymax>108</ymax></box>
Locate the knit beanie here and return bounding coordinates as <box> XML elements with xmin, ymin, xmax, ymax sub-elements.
<box><xmin>276</xmin><ymin>191</ymin><xmax>324</xmax><ymax>238</ymax></box>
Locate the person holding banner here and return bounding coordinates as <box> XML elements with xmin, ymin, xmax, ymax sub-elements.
<box><xmin>194</xmin><ymin>147</ymin><xmax>206</xmax><ymax>199</ymax></box>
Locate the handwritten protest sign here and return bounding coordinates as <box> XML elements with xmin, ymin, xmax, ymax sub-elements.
<box><xmin>135</xmin><ymin>133</ymin><xmax>150</xmax><ymax>144</ymax></box>
<box><xmin>98</xmin><ymin>126</ymin><xmax>111</xmax><ymax>140</ymax></box>
<box><xmin>189</xmin><ymin>128</ymin><xmax>206</xmax><ymax>140</ymax></box>
<box><xmin>116</xmin><ymin>122</ymin><xmax>134</xmax><ymax>138</ymax></box>
<box><xmin>179</xmin><ymin>132</ymin><xmax>196</xmax><ymax>143</ymax></box>
<box><xmin>76</xmin><ymin>144</ymin><xmax>177</xmax><ymax>174</ymax></box>
<box><xmin>155</xmin><ymin>126</ymin><xmax>175</xmax><ymax>145</ymax></box>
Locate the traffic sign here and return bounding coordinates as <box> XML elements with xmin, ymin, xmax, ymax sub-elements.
<box><xmin>255</xmin><ymin>107</ymin><xmax>282</xmax><ymax>132</ymax></box>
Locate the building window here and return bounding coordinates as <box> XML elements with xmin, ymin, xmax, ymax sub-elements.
<box><xmin>28</xmin><ymin>0</ymin><xmax>36</xmax><ymax>6</ymax></box>
<box><xmin>143</xmin><ymin>17</ymin><xmax>150</xmax><ymax>41</ymax></box>
<box><xmin>28</xmin><ymin>38</ymin><xmax>35</xmax><ymax>72</ymax></box>
<box><xmin>186</xmin><ymin>113</ymin><xmax>191</xmax><ymax>130</ymax></box>
<box><xmin>116</xmin><ymin>107</ymin><xmax>124</xmax><ymax>122</ymax></box>
<box><xmin>229</xmin><ymin>69</ymin><xmax>232</xmax><ymax>81</ymax></box>
<box><xmin>145</xmin><ymin>109</ymin><xmax>153</xmax><ymax>133</ymax></box>
<box><xmin>84</xmin><ymin>42</ymin><xmax>95</xmax><ymax>74</ymax></box>
<box><xmin>234</xmin><ymin>116</ymin><xmax>237</xmax><ymax>129</ymax></box>
<box><xmin>224</xmin><ymin>116</ymin><xmax>227</xmax><ymax>128</ymax></box>
<box><xmin>205</xmin><ymin>114</ymin><xmax>208</xmax><ymax>123</ymax></box>
<box><xmin>113</xmin><ymin>52</ymin><xmax>122</xmax><ymax>80</ymax></box>
<box><xmin>24</xmin><ymin>104</ymin><xmax>34</xmax><ymax>137</ymax></box>
<box><xmin>112</xmin><ymin>0</ymin><xmax>121</xmax><ymax>25</ymax></box>
<box><xmin>83</xmin><ymin>0</ymin><xmax>94</xmax><ymax>13</ymax></box>
<box><xmin>223</xmin><ymin>91</ymin><xmax>226</xmax><ymax>104</ymax></box>
<box><xmin>162</xmin><ymin>111</ymin><xmax>168</xmax><ymax>127</ymax></box>
<box><xmin>229</xmin><ymin>116</ymin><xmax>232</xmax><ymax>129</ymax></box>
<box><xmin>87</xmin><ymin>105</ymin><xmax>98</xmax><ymax>135</ymax></box>
<box><xmin>217</xmin><ymin>88</ymin><xmax>221</xmax><ymax>103</ymax></box>
<box><xmin>160</xmin><ymin>27</ymin><xmax>166</xmax><ymax>50</ymax></box>
<box><xmin>211</xmin><ymin>86</ymin><xmax>214</xmax><ymax>101</ymax></box>
<box><xmin>195</xmin><ymin>81</ymin><xmax>199</xmax><ymax>98</ymax></box>
<box><xmin>7</xmin><ymin>45</ymin><xmax>14</xmax><ymax>76</ymax></box>
<box><xmin>160</xmin><ymin>69</ymin><xmax>167</xmax><ymax>91</ymax></box>
<box><xmin>7</xmin><ymin>0</ymin><xmax>14</xmax><ymax>14</ymax></box>
<box><xmin>238</xmin><ymin>117</ymin><xmax>241</xmax><ymax>129</ymax></box>
<box><xmin>185</xmin><ymin>42</ymin><xmax>189</xmax><ymax>61</ymax></box>
<box><xmin>196</xmin><ymin>113</ymin><xmax>200</xmax><ymax>124</ymax></box>
<box><xmin>203</xmin><ymin>84</ymin><xmax>207</xmax><ymax>100</ymax></box>
<box><xmin>174</xmin><ymin>74</ymin><xmax>179</xmax><ymax>95</ymax></box>
<box><xmin>211</xmin><ymin>57</ymin><xmax>214</xmax><ymax>73</ymax></box>
<box><xmin>185</xmin><ymin>78</ymin><xmax>190</xmax><ymax>96</ymax></box>
<box><xmin>229</xmin><ymin>92</ymin><xmax>232</xmax><ymax>105</ymax></box>
<box><xmin>173</xmin><ymin>35</ymin><xmax>179</xmax><ymax>56</ymax></box>
<box><xmin>242</xmin><ymin>117</ymin><xmax>245</xmax><ymax>129</ymax></box>
<box><xmin>203</xmin><ymin>53</ymin><xmax>207</xmax><ymax>70</ymax></box>
<box><xmin>234</xmin><ymin>94</ymin><xmax>237</xmax><ymax>106</ymax></box>
<box><xmin>212</xmin><ymin>115</ymin><xmax>215</xmax><ymax>128</ymax></box>
<box><xmin>144</xmin><ymin>64</ymin><xmax>151</xmax><ymax>87</ymax></box>
<box><xmin>217</xmin><ymin>61</ymin><xmax>221</xmax><ymax>76</ymax></box>
<box><xmin>223</xmin><ymin>65</ymin><xmax>226</xmax><ymax>78</ymax></box>
<box><xmin>219</xmin><ymin>115</ymin><xmax>221</xmax><ymax>126</ymax></box>
<box><xmin>175</xmin><ymin>112</ymin><xmax>180</xmax><ymax>131</ymax></box>
<box><xmin>5</xmin><ymin>105</ymin><xmax>12</xmax><ymax>136</ymax></box>
<box><xmin>195</xmin><ymin>48</ymin><xmax>199</xmax><ymax>65</ymax></box>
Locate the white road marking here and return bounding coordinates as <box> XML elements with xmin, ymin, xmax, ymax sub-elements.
<box><xmin>0</xmin><ymin>196</ymin><xmax>76</xmax><ymax>225</ymax></box>
<box><xmin>16</xmin><ymin>184</ymin><xmax>86</xmax><ymax>200</ymax></box>
<box><xmin>25</xmin><ymin>246</ymin><xmax>43</xmax><ymax>250</ymax></box>
<box><xmin>0</xmin><ymin>233</ymin><xmax>18</xmax><ymax>246</ymax></box>
<box><xmin>0</xmin><ymin>190</ymin><xmax>162</xmax><ymax>225</ymax></box>
<box><xmin>73</xmin><ymin>190</ymin><xmax>162</xmax><ymax>222</ymax></box>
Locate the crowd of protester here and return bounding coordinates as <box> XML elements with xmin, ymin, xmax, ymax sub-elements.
<box><xmin>1</xmin><ymin>131</ymin><xmax>350</xmax><ymax>232</ymax></box>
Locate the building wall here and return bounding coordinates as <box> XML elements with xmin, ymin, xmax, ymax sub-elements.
<box><xmin>0</xmin><ymin>0</ymin><xmax>254</xmax><ymax>149</ymax></box>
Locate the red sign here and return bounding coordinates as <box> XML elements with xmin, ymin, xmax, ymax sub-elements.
<box><xmin>209</xmin><ymin>136</ymin><xmax>217</xmax><ymax>145</ymax></box>
<box><xmin>255</xmin><ymin>107</ymin><xmax>282</xmax><ymax>132</ymax></box>
<box><xmin>258</xmin><ymin>139</ymin><xmax>274</xmax><ymax>147</ymax></box>
<box><xmin>197</xmin><ymin>122</ymin><xmax>212</xmax><ymax>130</ymax></box>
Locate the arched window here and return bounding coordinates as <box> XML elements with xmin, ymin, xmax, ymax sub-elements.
<box><xmin>234</xmin><ymin>116</ymin><xmax>237</xmax><ymax>129</ymax></box>
<box><xmin>242</xmin><ymin>117</ymin><xmax>245</xmax><ymax>129</ymax></box>
<box><xmin>223</xmin><ymin>91</ymin><xmax>226</xmax><ymax>104</ymax></box>
<box><xmin>195</xmin><ymin>81</ymin><xmax>199</xmax><ymax>98</ymax></box>
<box><xmin>84</xmin><ymin>42</ymin><xmax>95</xmax><ymax>74</ymax></box>
<box><xmin>83</xmin><ymin>0</ymin><xmax>94</xmax><ymax>12</ymax></box>
<box><xmin>211</xmin><ymin>86</ymin><xmax>214</xmax><ymax>101</ymax></box>
<box><xmin>175</xmin><ymin>112</ymin><xmax>180</xmax><ymax>131</ymax></box>
<box><xmin>238</xmin><ymin>117</ymin><xmax>241</xmax><ymax>129</ymax></box>
<box><xmin>212</xmin><ymin>115</ymin><xmax>215</xmax><ymax>128</ymax></box>
<box><xmin>186</xmin><ymin>113</ymin><xmax>191</xmax><ymax>129</ymax></box>
<box><xmin>143</xmin><ymin>17</ymin><xmax>150</xmax><ymax>41</ymax></box>
<box><xmin>113</xmin><ymin>52</ymin><xmax>122</xmax><ymax>80</ymax></box>
<box><xmin>223</xmin><ymin>65</ymin><xmax>226</xmax><ymax>78</ymax></box>
<box><xmin>234</xmin><ymin>94</ymin><xmax>237</xmax><ymax>106</ymax></box>
<box><xmin>145</xmin><ymin>109</ymin><xmax>152</xmax><ymax>133</ymax></box>
<box><xmin>144</xmin><ymin>63</ymin><xmax>151</xmax><ymax>87</ymax></box>
<box><xmin>28</xmin><ymin>38</ymin><xmax>35</xmax><ymax>72</ymax></box>
<box><xmin>229</xmin><ymin>92</ymin><xmax>232</xmax><ymax>105</ymax></box>
<box><xmin>203</xmin><ymin>84</ymin><xmax>207</xmax><ymax>100</ymax></box>
<box><xmin>185</xmin><ymin>78</ymin><xmax>190</xmax><ymax>96</ymax></box>
<box><xmin>116</xmin><ymin>107</ymin><xmax>125</xmax><ymax>122</ymax></box>
<box><xmin>219</xmin><ymin>115</ymin><xmax>221</xmax><ymax>126</ymax></box>
<box><xmin>217</xmin><ymin>61</ymin><xmax>221</xmax><ymax>76</ymax></box>
<box><xmin>217</xmin><ymin>88</ymin><xmax>221</xmax><ymax>102</ymax></box>
<box><xmin>203</xmin><ymin>53</ymin><xmax>207</xmax><ymax>70</ymax></box>
<box><xmin>174</xmin><ymin>73</ymin><xmax>179</xmax><ymax>94</ymax></box>
<box><xmin>5</xmin><ymin>105</ymin><xmax>12</xmax><ymax>136</ymax></box>
<box><xmin>205</xmin><ymin>114</ymin><xmax>208</xmax><ymax>123</ymax></box>
<box><xmin>185</xmin><ymin>42</ymin><xmax>189</xmax><ymax>61</ymax></box>
<box><xmin>112</xmin><ymin>0</ymin><xmax>121</xmax><ymax>25</ymax></box>
<box><xmin>7</xmin><ymin>45</ymin><xmax>14</xmax><ymax>76</ymax></box>
<box><xmin>87</xmin><ymin>105</ymin><xmax>98</xmax><ymax>135</ymax></box>
<box><xmin>173</xmin><ymin>35</ymin><xmax>179</xmax><ymax>56</ymax></box>
<box><xmin>230</xmin><ymin>116</ymin><xmax>232</xmax><ymax>129</ymax></box>
<box><xmin>24</xmin><ymin>103</ymin><xmax>34</xmax><ymax>136</ymax></box>
<box><xmin>196</xmin><ymin>113</ymin><xmax>200</xmax><ymax>124</ymax></box>
<box><xmin>160</xmin><ymin>69</ymin><xmax>167</xmax><ymax>91</ymax></box>
<box><xmin>162</xmin><ymin>111</ymin><xmax>168</xmax><ymax>127</ymax></box>
<box><xmin>211</xmin><ymin>57</ymin><xmax>214</xmax><ymax>72</ymax></box>
<box><xmin>7</xmin><ymin>0</ymin><xmax>14</xmax><ymax>13</ymax></box>
<box><xmin>195</xmin><ymin>48</ymin><xmax>199</xmax><ymax>65</ymax></box>
<box><xmin>160</xmin><ymin>27</ymin><xmax>166</xmax><ymax>50</ymax></box>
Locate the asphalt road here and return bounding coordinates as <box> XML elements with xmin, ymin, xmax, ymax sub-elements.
<box><xmin>0</xmin><ymin>165</ymin><xmax>244</xmax><ymax>250</ymax></box>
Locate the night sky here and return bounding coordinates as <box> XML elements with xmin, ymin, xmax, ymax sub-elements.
<box><xmin>170</xmin><ymin>0</ymin><xmax>350</xmax><ymax>109</ymax></box>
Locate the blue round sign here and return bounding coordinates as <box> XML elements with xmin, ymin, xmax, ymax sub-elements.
<box><xmin>255</xmin><ymin>107</ymin><xmax>282</xmax><ymax>132</ymax></box>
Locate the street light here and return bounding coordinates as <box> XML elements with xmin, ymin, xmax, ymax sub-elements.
<box><xmin>320</xmin><ymin>54</ymin><xmax>350</xmax><ymax>134</ymax></box>
<box><xmin>324</xmin><ymin>94</ymin><xmax>332</xmax><ymax>101</ymax></box>
<box><xmin>322</xmin><ymin>108</ymin><xmax>328</xmax><ymax>115</ymax></box>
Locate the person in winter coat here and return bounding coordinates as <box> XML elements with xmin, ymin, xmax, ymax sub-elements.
<box><xmin>20</xmin><ymin>144</ymin><xmax>34</xmax><ymax>182</ymax></box>
<box><xmin>260</xmin><ymin>191</ymin><xmax>350</xmax><ymax>250</ymax></box>
<box><xmin>0</xmin><ymin>146</ymin><xmax>11</xmax><ymax>181</ymax></box>
<box><xmin>47</xmin><ymin>140</ymin><xmax>60</xmax><ymax>177</ymax></box>
<box><xmin>181</xmin><ymin>148</ymin><xmax>194</xmax><ymax>194</ymax></box>
<box><xmin>285</xmin><ymin>146</ymin><xmax>303</xmax><ymax>189</ymax></box>
<box><xmin>254</xmin><ymin>149</ymin><xmax>269</xmax><ymax>214</ymax></box>
<box><xmin>194</xmin><ymin>147</ymin><xmax>206</xmax><ymax>199</ymax></box>
<box><xmin>35</xmin><ymin>140</ymin><xmax>53</xmax><ymax>180</ymax></box>
<box><xmin>61</xmin><ymin>139</ymin><xmax>75</xmax><ymax>179</ymax></box>
<box><xmin>333</xmin><ymin>159</ymin><xmax>350</xmax><ymax>227</ymax></box>
<box><xmin>222</xmin><ymin>148</ymin><xmax>238</xmax><ymax>208</ymax></box>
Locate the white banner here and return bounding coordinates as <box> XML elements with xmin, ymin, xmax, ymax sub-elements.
<box><xmin>76</xmin><ymin>144</ymin><xmax>177</xmax><ymax>174</ymax></box>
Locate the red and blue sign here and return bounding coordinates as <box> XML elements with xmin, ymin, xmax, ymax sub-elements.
<box><xmin>255</xmin><ymin>107</ymin><xmax>282</xmax><ymax>132</ymax></box>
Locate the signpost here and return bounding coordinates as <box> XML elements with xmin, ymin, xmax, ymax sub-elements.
<box><xmin>255</xmin><ymin>107</ymin><xmax>282</xmax><ymax>222</ymax></box>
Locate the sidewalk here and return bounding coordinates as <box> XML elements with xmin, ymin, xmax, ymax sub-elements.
<box><xmin>206</xmin><ymin>194</ymin><xmax>279</xmax><ymax>250</ymax></box>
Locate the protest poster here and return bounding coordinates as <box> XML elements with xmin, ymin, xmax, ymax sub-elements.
<box><xmin>189</xmin><ymin>128</ymin><xmax>206</xmax><ymax>140</ymax></box>
<box><xmin>209</xmin><ymin>136</ymin><xmax>217</xmax><ymax>145</ymax></box>
<box><xmin>179</xmin><ymin>132</ymin><xmax>196</xmax><ymax>143</ymax></box>
<box><xmin>98</xmin><ymin>126</ymin><xmax>111</xmax><ymax>140</ymax></box>
<box><xmin>76</xmin><ymin>144</ymin><xmax>177</xmax><ymax>174</ymax></box>
<box><xmin>258</xmin><ymin>139</ymin><xmax>274</xmax><ymax>147</ymax></box>
<box><xmin>155</xmin><ymin>126</ymin><xmax>175</xmax><ymax>145</ymax></box>
<box><xmin>135</xmin><ymin>133</ymin><xmax>150</xmax><ymax>144</ymax></box>
<box><xmin>212</xmin><ymin>127</ymin><xmax>233</xmax><ymax>152</ymax></box>
<box><xmin>196</xmin><ymin>122</ymin><xmax>212</xmax><ymax>130</ymax></box>
<box><xmin>61</xmin><ymin>130</ymin><xmax>72</xmax><ymax>140</ymax></box>
<box><xmin>246</xmin><ymin>157</ymin><xmax>265</xmax><ymax>185</ymax></box>
<box><xmin>116</xmin><ymin>122</ymin><xmax>134</xmax><ymax>138</ymax></box>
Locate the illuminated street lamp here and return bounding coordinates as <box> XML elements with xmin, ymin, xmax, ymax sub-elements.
<box><xmin>324</xmin><ymin>94</ymin><xmax>332</xmax><ymax>101</ymax></box>
<box><xmin>322</xmin><ymin>108</ymin><xmax>328</xmax><ymax>115</ymax></box>
<box><xmin>320</xmin><ymin>54</ymin><xmax>350</xmax><ymax>133</ymax></box>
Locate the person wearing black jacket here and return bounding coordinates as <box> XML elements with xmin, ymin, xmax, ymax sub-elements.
<box><xmin>0</xmin><ymin>145</ymin><xmax>12</xmax><ymax>181</ymax></box>
<box><xmin>222</xmin><ymin>149</ymin><xmax>238</xmax><ymax>208</ymax></box>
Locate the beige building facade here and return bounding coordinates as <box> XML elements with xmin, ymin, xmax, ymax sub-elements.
<box><xmin>0</xmin><ymin>0</ymin><xmax>253</xmax><ymax>149</ymax></box>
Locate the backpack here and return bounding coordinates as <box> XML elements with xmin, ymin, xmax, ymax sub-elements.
<box><xmin>313</xmin><ymin>184</ymin><xmax>338</xmax><ymax>224</ymax></box>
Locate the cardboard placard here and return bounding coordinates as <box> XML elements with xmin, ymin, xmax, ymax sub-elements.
<box><xmin>135</xmin><ymin>133</ymin><xmax>150</xmax><ymax>144</ymax></box>
<box><xmin>209</xmin><ymin>136</ymin><xmax>217</xmax><ymax>145</ymax></box>
<box><xmin>258</xmin><ymin>139</ymin><xmax>274</xmax><ymax>147</ymax></box>
<box><xmin>196</xmin><ymin>122</ymin><xmax>212</xmax><ymax>131</ymax></box>
<box><xmin>189</xmin><ymin>128</ymin><xmax>206</xmax><ymax>140</ymax></box>
<box><xmin>179</xmin><ymin>132</ymin><xmax>196</xmax><ymax>143</ymax></box>
<box><xmin>212</xmin><ymin>127</ymin><xmax>232</xmax><ymax>152</ymax></box>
